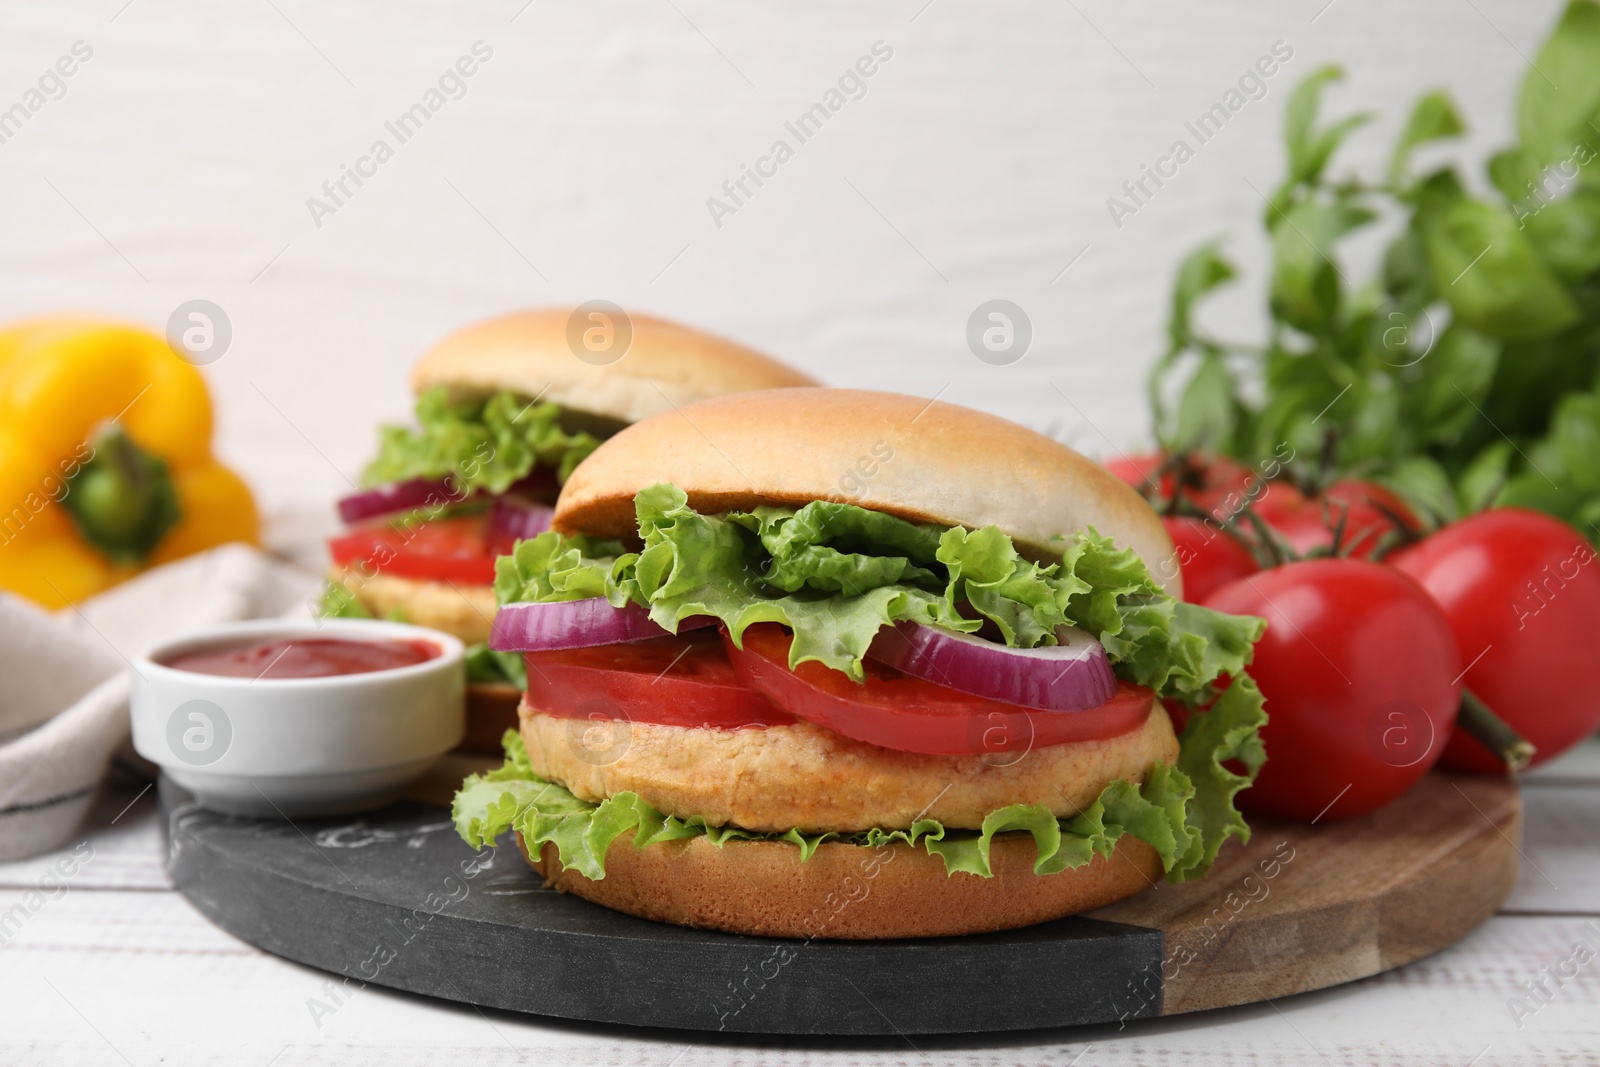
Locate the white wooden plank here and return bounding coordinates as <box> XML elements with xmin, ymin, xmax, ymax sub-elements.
<box><xmin>3</xmin><ymin>890</ymin><xmax>1597</xmax><ymax>1066</ymax></box>
<box><xmin>1521</xmin><ymin>736</ymin><xmax>1600</xmax><ymax>787</ymax></box>
<box><xmin>1503</xmin><ymin>785</ymin><xmax>1600</xmax><ymax>915</ymax></box>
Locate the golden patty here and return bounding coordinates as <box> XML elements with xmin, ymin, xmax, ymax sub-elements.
<box><xmin>519</xmin><ymin>701</ymin><xmax>1178</xmax><ymax>833</ymax></box>
<box><xmin>327</xmin><ymin>565</ymin><xmax>495</xmax><ymax>645</ymax></box>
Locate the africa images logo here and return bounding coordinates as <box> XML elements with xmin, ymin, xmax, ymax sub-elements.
<box><xmin>705</xmin><ymin>41</ymin><xmax>894</xmax><ymax>229</ymax></box>
<box><xmin>165</xmin><ymin>699</ymin><xmax>232</xmax><ymax>767</ymax></box>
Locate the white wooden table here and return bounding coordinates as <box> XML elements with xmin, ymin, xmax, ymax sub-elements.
<box><xmin>4</xmin><ymin>744</ymin><xmax>1597</xmax><ymax>1066</ymax></box>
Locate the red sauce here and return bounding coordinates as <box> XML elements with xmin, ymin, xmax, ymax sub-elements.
<box><xmin>165</xmin><ymin>637</ymin><xmax>440</xmax><ymax>679</ymax></box>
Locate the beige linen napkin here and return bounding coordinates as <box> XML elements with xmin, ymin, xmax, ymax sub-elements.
<box><xmin>0</xmin><ymin>544</ymin><xmax>319</xmax><ymax>861</ymax></box>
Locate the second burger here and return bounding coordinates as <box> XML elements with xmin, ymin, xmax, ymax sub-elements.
<box><xmin>321</xmin><ymin>307</ymin><xmax>816</xmax><ymax>749</ymax></box>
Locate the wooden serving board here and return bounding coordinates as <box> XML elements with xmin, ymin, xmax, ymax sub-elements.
<box><xmin>159</xmin><ymin>769</ymin><xmax>1519</xmax><ymax>1036</ymax></box>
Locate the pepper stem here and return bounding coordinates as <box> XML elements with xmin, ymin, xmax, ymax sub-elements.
<box><xmin>61</xmin><ymin>424</ymin><xmax>182</xmax><ymax>564</ymax></box>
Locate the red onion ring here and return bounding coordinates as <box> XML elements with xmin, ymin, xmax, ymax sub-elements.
<box><xmin>491</xmin><ymin>599</ymin><xmax>716</xmax><ymax>652</ymax></box>
<box><xmin>337</xmin><ymin>477</ymin><xmax>469</xmax><ymax>524</ymax></box>
<box><xmin>867</xmin><ymin>621</ymin><xmax>1116</xmax><ymax>712</ymax></box>
<box><xmin>488</xmin><ymin>496</ymin><xmax>555</xmax><ymax>545</ymax></box>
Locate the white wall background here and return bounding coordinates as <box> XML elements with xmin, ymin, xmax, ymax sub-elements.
<box><xmin>0</xmin><ymin>0</ymin><xmax>1562</xmax><ymax>517</ymax></box>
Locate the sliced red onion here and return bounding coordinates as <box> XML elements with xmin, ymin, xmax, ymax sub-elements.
<box><xmin>337</xmin><ymin>477</ymin><xmax>468</xmax><ymax>524</ymax></box>
<box><xmin>488</xmin><ymin>495</ymin><xmax>555</xmax><ymax>544</ymax></box>
<box><xmin>867</xmin><ymin>622</ymin><xmax>1116</xmax><ymax>712</ymax></box>
<box><xmin>506</xmin><ymin>466</ymin><xmax>561</xmax><ymax>499</ymax></box>
<box><xmin>491</xmin><ymin>599</ymin><xmax>716</xmax><ymax>652</ymax></box>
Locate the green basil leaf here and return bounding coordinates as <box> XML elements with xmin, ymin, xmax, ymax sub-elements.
<box><xmin>1269</xmin><ymin>198</ymin><xmax>1375</xmax><ymax>331</ymax></box>
<box><xmin>1523</xmin><ymin>190</ymin><xmax>1600</xmax><ymax>280</ymax></box>
<box><xmin>1168</xmin><ymin>243</ymin><xmax>1237</xmax><ymax>352</ymax></box>
<box><xmin>1382</xmin><ymin>223</ymin><xmax>1436</xmax><ymax>305</ymax></box>
<box><xmin>1421</xmin><ymin>197</ymin><xmax>1580</xmax><ymax>340</ymax></box>
<box><xmin>1457</xmin><ymin>440</ymin><xmax>1515</xmax><ymax>512</ymax></box>
<box><xmin>1517</xmin><ymin>0</ymin><xmax>1600</xmax><ymax>166</ymax></box>
<box><xmin>1400</xmin><ymin>325</ymin><xmax>1500</xmax><ymax>445</ymax></box>
<box><xmin>1551</xmin><ymin>391</ymin><xmax>1600</xmax><ymax>490</ymax></box>
<box><xmin>1378</xmin><ymin>456</ymin><xmax>1458</xmax><ymax>525</ymax></box>
<box><xmin>1173</xmin><ymin>352</ymin><xmax>1239</xmax><ymax>453</ymax></box>
<box><xmin>1389</xmin><ymin>90</ymin><xmax>1465</xmax><ymax>186</ymax></box>
<box><xmin>1489</xmin><ymin>147</ymin><xmax>1548</xmax><ymax>204</ymax></box>
<box><xmin>1283</xmin><ymin>66</ymin><xmax>1373</xmax><ymax>191</ymax></box>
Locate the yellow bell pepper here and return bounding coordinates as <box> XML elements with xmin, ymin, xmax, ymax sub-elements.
<box><xmin>0</xmin><ymin>316</ymin><xmax>258</xmax><ymax>609</ymax></box>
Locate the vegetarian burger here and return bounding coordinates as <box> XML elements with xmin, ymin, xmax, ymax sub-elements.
<box><xmin>320</xmin><ymin>309</ymin><xmax>816</xmax><ymax>747</ymax></box>
<box><xmin>454</xmin><ymin>388</ymin><xmax>1268</xmax><ymax>938</ymax></box>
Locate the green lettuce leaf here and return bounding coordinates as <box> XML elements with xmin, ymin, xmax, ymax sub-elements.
<box><xmin>464</xmin><ymin>644</ymin><xmax>528</xmax><ymax>689</ymax></box>
<box><xmin>315</xmin><ymin>579</ymin><xmax>407</xmax><ymax>622</ymax></box>
<box><xmin>363</xmin><ymin>388</ymin><xmax>602</xmax><ymax>494</ymax></box>
<box><xmin>495</xmin><ymin>483</ymin><xmax>1265</xmax><ymax>701</ymax></box>
<box><xmin>1173</xmin><ymin>674</ymin><xmax>1269</xmax><ymax>878</ymax></box>
<box><xmin>453</xmin><ymin>674</ymin><xmax>1266</xmax><ymax>885</ymax></box>
<box><xmin>316</xmin><ymin>580</ymin><xmax>373</xmax><ymax>620</ymax></box>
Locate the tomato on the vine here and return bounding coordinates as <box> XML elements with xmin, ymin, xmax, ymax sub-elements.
<box><xmin>1161</xmin><ymin>516</ymin><xmax>1260</xmax><ymax>602</ymax></box>
<box><xmin>1255</xmin><ymin>479</ymin><xmax>1418</xmax><ymax>560</ymax></box>
<box><xmin>1389</xmin><ymin>508</ymin><xmax>1600</xmax><ymax>772</ymax></box>
<box><xmin>1103</xmin><ymin>452</ymin><xmax>1256</xmax><ymax>519</ymax></box>
<box><xmin>1203</xmin><ymin>559</ymin><xmax>1461</xmax><ymax>821</ymax></box>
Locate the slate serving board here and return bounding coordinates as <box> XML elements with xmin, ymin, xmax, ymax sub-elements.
<box><xmin>160</xmin><ymin>769</ymin><xmax>1520</xmax><ymax>1036</ymax></box>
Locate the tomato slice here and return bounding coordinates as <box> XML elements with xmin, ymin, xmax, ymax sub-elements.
<box><xmin>328</xmin><ymin>512</ymin><xmax>502</xmax><ymax>585</ymax></box>
<box><xmin>724</xmin><ymin>624</ymin><xmax>1154</xmax><ymax>756</ymax></box>
<box><xmin>524</xmin><ymin>630</ymin><xmax>796</xmax><ymax>729</ymax></box>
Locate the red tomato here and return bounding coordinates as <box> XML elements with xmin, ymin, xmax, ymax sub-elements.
<box><xmin>1258</xmin><ymin>479</ymin><xmax>1418</xmax><ymax>560</ymax></box>
<box><xmin>1246</xmin><ymin>480</ymin><xmax>1307</xmax><ymax>524</ymax></box>
<box><xmin>723</xmin><ymin>624</ymin><xmax>1154</xmax><ymax>756</ymax></box>
<box><xmin>1203</xmin><ymin>560</ymin><xmax>1461</xmax><ymax>821</ymax></box>
<box><xmin>1162</xmin><ymin>516</ymin><xmax>1260</xmax><ymax>602</ymax></box>
<box><xmin>328</xmin><ymin>513</ymin><xmax>499</xmax><ymax>585</ymax></box>
<box><xmin>1103</xmin><ymin>452</ymin><xmax>1256</xmax><ymax>519</ymax></box>
<box><xmin>1389</xmin><ymin>508</ymin><xmax>1600</xmax><ymax>772</ymax></box>
<box><xmin>524</xmin><ymin>631</ymin><xmax>795</xmax><ymax>729</ymax></box>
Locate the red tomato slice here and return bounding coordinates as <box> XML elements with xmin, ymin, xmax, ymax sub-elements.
<box><xmin>524</xmin><ymin>631</ymin><xmax>796</xmax><ymax>729</ymax></box>
<box><xmin>723</xmin><ymin>624</ymin><xmax>1154</xmax><ymax>756</ymax></box>
<box><xmin>328</xmin><ymin>513</ymin><xmax>500</xmax><ymax>585</ymax></box>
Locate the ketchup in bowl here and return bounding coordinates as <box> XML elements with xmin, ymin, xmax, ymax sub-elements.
<box><xmin>165</xmin><ymin>637</ymin><xmax>440</xmax><ymax>680</ymax></box>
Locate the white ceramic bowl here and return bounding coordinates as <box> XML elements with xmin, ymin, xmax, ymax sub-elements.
<box><xmin>131</xmin><ymin>618</ymin><xmax>465</xmax><ymax>818</ymax></box>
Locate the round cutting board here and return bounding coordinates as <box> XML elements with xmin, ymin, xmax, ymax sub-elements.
<box><xmin>160</xmin><ymin>769</ymin><xmax>1519</xmax><ymax>1035</ymax></box>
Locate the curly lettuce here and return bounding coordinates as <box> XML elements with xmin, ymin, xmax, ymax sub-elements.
<box><xmin>453</xmin><ymin>675</ymin><xmax>1266</xmax><ymax>884</ymax></box>
<box><xmin>363</xmin><ymin>388</ymin><xmax>603</xmax><ymax>494</ymax></box>
<box><xmin>494</xmin><ymin>483</ymin><xmax>1265</xmax><ymax>702</ymax></box>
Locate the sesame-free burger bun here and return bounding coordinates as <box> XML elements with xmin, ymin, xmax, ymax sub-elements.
<box><xmin>521</xmin><ymin>828</ymin><xmax>1163</xmax><ymax>939</ymax></box>
<box><xmin>556</xmin><ymin>388</ymin><xmax>1179</xmax><ymax>593</ymax></box>
<box><xmin>409</xmin><ymin>308</ymin><xmax>817</xmax><ymax>427</ymax></box>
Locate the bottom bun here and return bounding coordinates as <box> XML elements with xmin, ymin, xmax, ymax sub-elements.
<box><xmin>460</xmin><ymin>682</ymin><xmax>522</xmax><ymax>756</ymax></box>
<box><xmin>518</xmin><ymin>829</ymin><xmax>1161</xmax><ymax>939</ymax></box>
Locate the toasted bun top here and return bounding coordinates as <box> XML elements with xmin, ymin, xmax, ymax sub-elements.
<box><xmin>410</xmin><ymin>308</ymin><xmax>817</xmax><ymax>426</ymax></box>
<box><xmin>555</xmin><ymin>388</ymin><xmax>1179</xmax><ymax>591</ymax></box>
